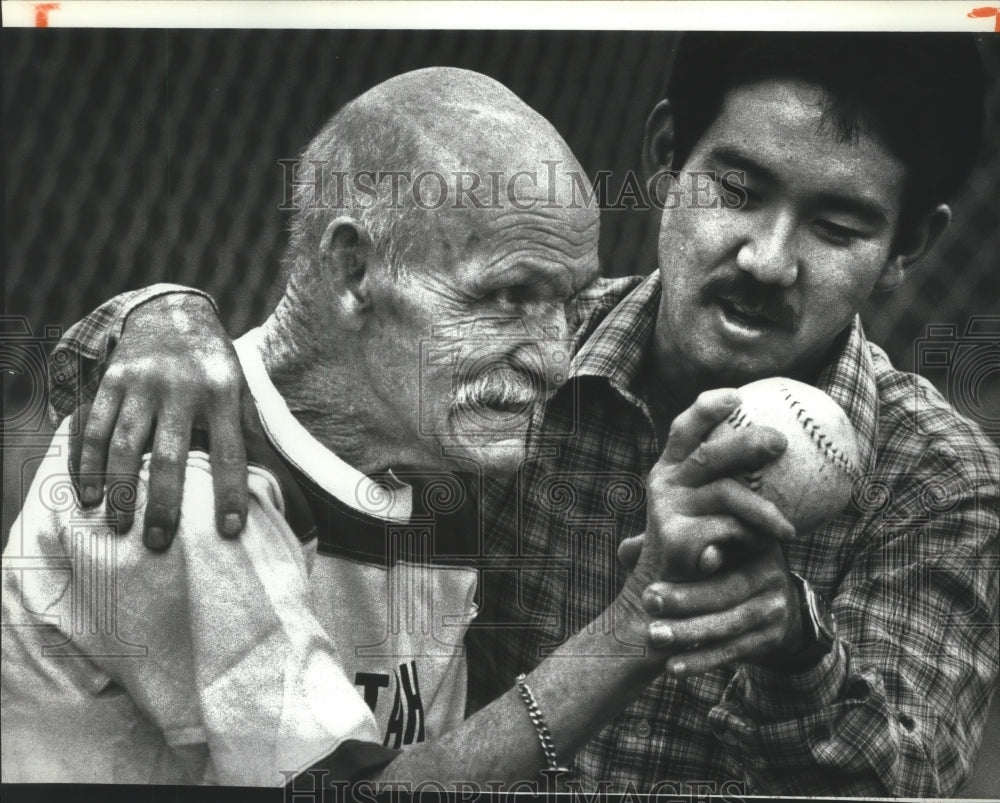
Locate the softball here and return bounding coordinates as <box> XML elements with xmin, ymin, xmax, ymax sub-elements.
<box><xmin>708</xmin><ymin>377</ymin><xmax>862</xmax><ymax>533</ymax></box>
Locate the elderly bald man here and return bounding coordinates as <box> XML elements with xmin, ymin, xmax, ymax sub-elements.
<box><xmin>4</xmin><ymin>68</ymin><xmax>778</xmax><ymax>788</ymax></box>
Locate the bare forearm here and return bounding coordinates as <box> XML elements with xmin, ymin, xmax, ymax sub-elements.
<box><xmin>377</xmin><ymin>585</ymin><xmax>663</xmax><ymax>784</ymax></box>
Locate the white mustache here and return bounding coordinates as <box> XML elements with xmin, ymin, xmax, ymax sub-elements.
<box><xmin>451</xmin><ymin>364</ymin><xmax>539</xmax><ymax>411</ymax></box>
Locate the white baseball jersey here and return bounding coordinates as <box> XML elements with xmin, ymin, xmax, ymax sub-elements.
<box><xmin>1</xmin><ymin>329</ymin><xmax>480</xmax><ymax>786</ymax></box>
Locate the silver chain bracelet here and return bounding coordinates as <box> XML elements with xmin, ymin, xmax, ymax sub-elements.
<box><xmin>515</xmin><ymin>673</ymin><xmax>569</xmax><ymax>773</ymax></box>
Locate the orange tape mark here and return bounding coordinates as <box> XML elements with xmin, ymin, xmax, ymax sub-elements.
<box><xmin>34</xmin><ymin>3</ymin><xmax>60</xmax><ymax>27</ymax></box>
<box><xmin>968</xmin><ymin>6</ymin><xmax>1000</xmax><ymax>31</ymax></box>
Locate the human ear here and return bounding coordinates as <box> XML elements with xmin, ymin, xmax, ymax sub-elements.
<box><xmin>318</xmin><ymin>216</ymin><xmax>375</xmax><ymax>326</ymax></box>
<box><xmin>875</xmin><ymin>204</ymin><xmax>951</xmax><ymax>292</ymax></box>
<box><xmin>642</xmin><ymin>99</ymin><xmax>677</xmax><ymax>207</ymax></box>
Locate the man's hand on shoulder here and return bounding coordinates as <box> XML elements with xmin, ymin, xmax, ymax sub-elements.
<box><xmin>70</xmin><ymin>293</ymin><xmax>252</xmax><ymax>550</ymax></box>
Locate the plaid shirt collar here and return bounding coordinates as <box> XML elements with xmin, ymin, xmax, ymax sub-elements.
<box><xmin>569</xmin><ymin>273</ymin><xmax>662</xmax><ymax>412</ymax></box>
<box><xmin>567</xmin><ymin>272</ymin><xmax>879</xmax><ymax>473</ymax></box>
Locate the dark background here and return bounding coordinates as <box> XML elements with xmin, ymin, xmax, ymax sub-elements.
<box><xmin>4</xmin><ymin>30</ymin><xmax>999</xmax><ymax>351</ymax></box>
<box><xmin>3</xmin><ymin>29</ymin><xmax>998</xmax><ymax>795</ymax></box>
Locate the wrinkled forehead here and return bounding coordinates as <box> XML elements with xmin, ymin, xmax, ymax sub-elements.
<box><xmin>440</xmin><ymin>182</ymin><xmax>599</xmax><ymax>245</ymax></box>
<box><xmin>398</xmin><ymin>179</ymin><xmax>600</xmax><ymax>288</ymax></box>
<box><xmin>393</xmin><ymin>142</ymin><xmax>599</xmax><ymax>237</ymax></box>
<box><xmin>425</xmin><ymin>155</ymin><xmax>598</xmax><ymax>213</ymax></box>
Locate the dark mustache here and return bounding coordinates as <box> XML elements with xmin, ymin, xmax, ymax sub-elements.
<box><xmin>702</xmin><ymin>273</ymin><xmax>798</xmax><ymax>331</ymax></box>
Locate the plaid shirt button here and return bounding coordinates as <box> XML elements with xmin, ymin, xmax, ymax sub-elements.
<box><xmin>635</xmin><ymin>719</ymin><xmax>651</xmax><ymax>738</ymax></box>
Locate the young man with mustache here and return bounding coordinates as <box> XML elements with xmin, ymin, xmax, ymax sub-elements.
<box><xmin>22</xmin><ymin>33</ymin><xmax>1000</xmax><ymax>795</ymax></box>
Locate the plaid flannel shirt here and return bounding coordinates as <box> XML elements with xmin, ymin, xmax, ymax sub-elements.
<box><xmin>467</xmin><ymin>274</ymin><xmax>999</xmax><ymax>796</ymax></box>
<box><xmin>46</xmin><ymin>279</ymin><xmax>1000</xmax><ymax>796</ymax></box>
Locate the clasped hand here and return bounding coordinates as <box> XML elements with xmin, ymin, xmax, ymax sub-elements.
<box><xmin>621</xmin><ymin>390</ymin><xmax>807</xmax><ymax>675</ymax></box>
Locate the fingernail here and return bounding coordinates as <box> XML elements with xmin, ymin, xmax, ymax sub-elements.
<box><xmin>649</xmin><ymin>622</ymin><xmax>674</xmax><ymax>644</ymax></box>
<box><xmin>222</xmin><ymin>513</ymin><xmax>243</xmax><ymax>537</ymax></box>
<box><xmin>766</xmin><ymin>431</ymin><xmax>788</xmax><ymax>453</ymax></box>
<box><xmin>80</xmin><ymin>482</ymin><xmax>100</xmax><ymax>506</ymax></box>
<box><xmin>642</xmin><ymin>590</ymin><xmax>664</xmax><ymax>614</ymax></box>
<box><xmin>670</xmin><ymin>660</ymin><xmax>686</xmax><ymax>676</ymax></box>
<box><xmin>146</xmin><ymin>527</ymin><xmax>167</xmax><ymax>550</ymax></box>
<box><xmin>698</xmin><ymin>545</ymin><xmax>722</xmax><ymax>575</ymax></box>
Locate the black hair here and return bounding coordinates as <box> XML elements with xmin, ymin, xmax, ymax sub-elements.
<box><xmin>666</xmin><ymin>33</ymin><xmax>986</xmax><ymax>227</ymax></box>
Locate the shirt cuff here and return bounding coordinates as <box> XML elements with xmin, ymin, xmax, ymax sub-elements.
<box><xmin>734</xmin><ymin>637</ymin><xmax>849</xmax><ymax>721</ymax></box>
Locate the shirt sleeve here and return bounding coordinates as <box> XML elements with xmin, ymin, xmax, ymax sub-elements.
<box><xmin>708</xmin><ymin>436</ymin><xmax>1000</xmax><ymax>796</ymax></box>
<box><xmin>3</xmin><ymin>420</ymin><xmax>382</xmax><ymax>787</ymax></box>
<box><xmin>47</xmin><ymin>284</ymin><xmax>216</xmax><ymax>425</ymax></box>
<box><xmin>181</xmin><ymin>462</ymin><xmax>382</xmax><ymax>786</ymax></box>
